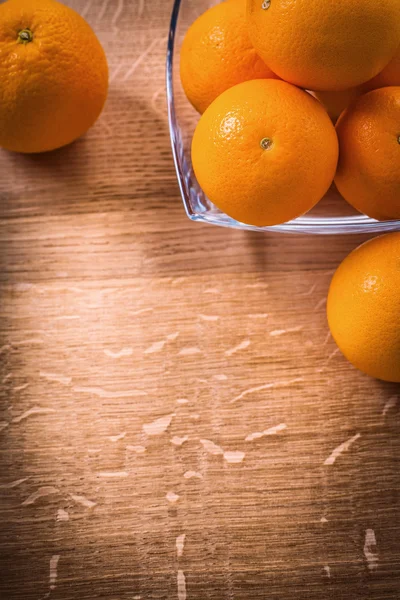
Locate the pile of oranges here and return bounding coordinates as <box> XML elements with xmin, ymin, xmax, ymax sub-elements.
<box><xmin>181</xmin><ymin>0</ymin><xmax>400</xmax><ymax>384</ymax></box>
<box><xmin>0</xmin><ymin>0</ymin><xmax>398</xmax><ymax>384</ymax></box>
<box><xmin>180</xmin><ymin>0</ymin><xmax>400</xmax><ymax>226</ymax></box>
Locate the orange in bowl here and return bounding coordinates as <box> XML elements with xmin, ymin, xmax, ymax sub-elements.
<box><xmin>335</xmin><ymin>87</ymin><xmax>400</xmax><ymax>221</ymax></box>
<box><xmin>180</xmin><ymin>0</ymin><xmax>277</xmax><ymax>114</ymax></box>
<box><xmin>191</xmin><ymin>79</ymin><xmax>338</xmax><ymax>227</ymax></box>
<box><xmin>247</xmin><ymin>0</ymin><xmax>400</xmax><ymax>91</ymax></box>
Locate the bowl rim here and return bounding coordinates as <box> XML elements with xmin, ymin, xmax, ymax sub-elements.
<box><xmin>165</xmin><ymin>0</ymin><xmax>400</xmax><ymax>235</ymax></box>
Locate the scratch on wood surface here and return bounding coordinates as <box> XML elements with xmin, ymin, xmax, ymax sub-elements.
<box><xmin>73</xmin><ymin>386</ymin><xmax>146</xmax><ymax>398</ymax></box>
<box><xmin>80</xmin><ymin>0</ymin><xmax>93</xmax><ymax>18</ymax></box>
<box><xmin>364</xmin><ymin>529</ymin><xmax>379</xmax><ymax>571</ymax></box>
<box><xmin>231</xmin><ymin>378</ymin><xmax>303</xmax><ymax>404</ymax></box>
<box><xmin>0</xmin><ymin>478</ymin><xmax>28</xmax><ymax>489</ymax></box>
<box><xmin>382</xmin><ymin>397</ymin><xmax>398</xmax><ymax>417</ymax></box>
<box><xmin>320</xmin><ymin>516</ymin><xmax>328</xmax><ymax>524</ymax></box>
<box><xmin>214</xmin><ymin>374</ymin><xmax>228</xmax><ymax>381</ymax></box>
<box><xmin>176</xmin><ymin>534</ymin><xmax>186</xmax><ymax>558</ymax></box>
<box><xmin>199</xmin><ymin>315</ymin><xmax>220</xmax><ymax>322</ymax></box>
<box><xmin>2</xmin><ymin>373</ymin><xmax>12</xmax><ymax>383</ymax></box>
<box><xmin>14</xmin><ymin>282</ymin><xmax>35</xmax><ymax>292</ymax></box>
<box><xmin>177</xmin><ymin>570</ymin><xmax>187</xmax><ymax>600</ymax></box>
<box><xmin>109</xmin><ymin>63</ymin><xmax>123</xmax><ymax>83</ymax></box>
<box><xmin>138</xmin><ymin>0</ymin><xmax>145</xmax><ymax>16</ymax></box>
<box><xmin>143</xmin><ymin>414</ymin><xmax>175</xmax><ymax>436</ymax></box>
<box><xmin>13</xmin><ymin>407</ymin><xmax>56</xmax><ymax>423</ymax></box>
<box><xmin>97</xmin><ymin>471</ymin><xmax>129</xmax><ymax>478</ymax></box>
<box><xmin>49</xmin><ymin>555</ymin><xmax>60</xmax><ymax>591</ymax></box>
<box><xmin>131</xmin><ymin>308</ymin><xmax>154</xmax><ymax>317</ymax></box>
<box><xmin>123</xmin><ymin>37</ymin><xmax>166</xmax><ymax>81</ymax></box>
<box><xmin>56</xmin><ymin>509</ymin><xmax>69</xmax><ymax>522</ymax></box>
<box><xmin>179</xmin><ymin>347</ymin><xmax>202</xmax><ymax>356</ymax></box>
<box><xmin>108</xmin><ymin>432</ymin><xmax>127</xmax><ymax>442</ymax></box>
<box><xmin>13</xmin><ymin>383</ymin><xmax>30</xmax><ymax>392</ymax></box>
<box><xmin>166</xmin><ymin>491</ymin><xmax>180</xmax><ymax>503</ymax></box>
<box><xmin>323</xmin><ymin>566</ymin><xmax>331</xmax><ymax>579</ymax></box>
<box><xmin>224</xmin><ymin>451</ymin><xmax>245</xmax><ymax>464</ymax></box>
<box><xmin>183</xmin><ymin>471</ymin><xmax>203</xmax><ymax>480</ymax></box>
<box><xmin>126</xmin><ymin>445</ymin><xmax>146</xmax><ymax>453</ymax></box>
<box><xmin>225</xmin><ymin>340</ymin><xmax>251</xmax><ymax>357</ymax></box>
<box><xmin>70</xmin><ymin>494</ymin><xmax>96</xmax><ymax>509</ymax></box>
<box><xmin>326</xmin><ymin>348</ymin><xmax>341</xmax><ymax>363</ymax></box>
<box><xmin>302</xmin><ymin>282</ymin><xmax>317</xmax><ymax>296</ymax></box>
<box><xmin>0</xmin><ymin>421</ymin><xmax>9</xmax><ymax>432</ymax></box>
<box><xmin>104</xmin><ymin>348</ymin><xmax>133</xmax><ymax>359</ymax></box>
<box><xmin>22</xmin><ymin>486</ymin><xmax>59</xmax><ymax>506</ymax></box>
<box><xmin>314</xmin><ymin>298</ymin><xmax>326</xmax><ymax>311</ymax></box>
<box><xmin>248</xmin><ymin>313</ymin><xmax>269</xmax><ymax>319</ymax></box>
<box><xmin>111</xmin><ymin>0</ymin><xmax>124</xmax><ymax>25</ymax></box>
<box><xmin>167</xmin><ymin>332</ymin><xmax>180</xmax><ymax>341</ymax></box>
<box><xmin>200</xmin><ymin>439</ymin><xmax>224</xmax><ymax>456</ymax></box>
<box><xmin>0</xmin><ymin>344</ymin><xmax>12</xmax><ymax>355</ymax></box>
<box><xmin>144</xmin><ymin>340</ymin><xmax>166</xmax><ymax>354</ymax></box>
<box><xmin>40</xmin><ymin>372</ymin><xmax>72</xmax><ymax>385</ymax></box>
<box><xmin>171</xmin><ymin>436</ymin><xmax>189</xmax><ymax>446</ymax></box>
<box><xmin>245</xmin><ymin>423</ymin><xmax>287</xmax><ymax>442</ymax></box>
<box><xmin>324</xmin><ymin>434</ymin><xmax>361</xmax><ymax>466</ymax></box>
<box><xmin>177</xmin><ymin>398</ymin><xmax>189</xmax><ymax>404</ymax></box>
<box><xmin>270</xmin><ymin>326</ymin><xmax>303</xmax><ymax>337</ymax></box>
<box><xmin>97</xmin><ymin>0</ymin><xmax>110</xmax><ymax>21</ymax></box>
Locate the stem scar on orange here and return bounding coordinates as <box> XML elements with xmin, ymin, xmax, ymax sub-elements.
<box><xmin>0</xmin><ymin>0</ymin><xmax>109</xmax><ymax>153</ymax></box>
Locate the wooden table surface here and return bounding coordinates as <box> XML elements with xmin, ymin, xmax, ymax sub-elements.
<box><xmin>1</xmin><ymin>1</ymin><xmax>399</xmax><ymax>599</ymax></box>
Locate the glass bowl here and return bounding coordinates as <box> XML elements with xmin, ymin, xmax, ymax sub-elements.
<box><xmin>166</xmin><ymin>0</ymin><xmax>400</xmax><ymax>235</ymax></box>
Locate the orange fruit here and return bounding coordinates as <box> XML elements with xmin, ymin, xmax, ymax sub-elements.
<box><xmin>315</xmin><ymin>44</ymin><xmax>400</xmax><ymax>119</ymax></box>
<box><xmin>327</xmin><ymin>233</ymin><xmax>400</xmax><ymax>382</ymax></box>
<box><xmin>312</xmin><ymin>89</ymin><xmax>361</xmax><ymax>123</ymax></box>
<box><xmin>180</xmin><ymin>0</ymin><xmax>276</xmax><ymax>114</ymax></box>
<box><xmin>335</xmin><ymin>87</ymin><xmax>400</xmax><ymax>221</ymax></box>
<box><xmin>247</xmin><ymin>0</ymin><xmax>400</xmax><ymax>92</ymax></box>
<box><xmin>362</xmin><ymin>45</ymin><xmax>400</xmax><ymax>92</ymax></box>
<box><xmin>191</xmin><ymin>79</ymin><xmax>338</xmax><ymax>227</ymax></box>
<box><xmin>0</xmin><ymin>0</ymin><xmax>108</xmax><ymax>153</ymax></box>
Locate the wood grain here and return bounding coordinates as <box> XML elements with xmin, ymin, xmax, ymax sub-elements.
<box><xmin>0</xmin><ymin>1</ymin><xmax>399</xmax><ymax>599</ymax></box>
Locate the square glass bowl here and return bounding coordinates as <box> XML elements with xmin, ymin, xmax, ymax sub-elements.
<box><xmin>166</xmin><ymin>0</ymin><xmax>400</xmax><ymax>235</ymax></box>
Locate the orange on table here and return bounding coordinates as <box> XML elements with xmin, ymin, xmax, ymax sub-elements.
<box><xmin>180</xmin><ymin>0</ymin><xmax>277</xmax><ymax>115</ymax></box>
<box><xmin>0</xmin><ymin>0</ymin><xmax>108</xmax><ymax>153</ymax></box>
<box><xmin>247</xmin><ymin>0</ymin><xmax>400</xmax><ymax>92</ymax></box>
<box><xmin>191</xmin><ymin>79</ymin><xmax>338</xmax><ymax>227</ymax></box>
<box><xmin>335</xmin><ymin>87</ymin><xmax>400</xmax><ymax>221</ymax></box>
<box><xmin>327</xmin><ymin>233</ymin><xmax>400</xmax><ymax>383</ymax></box>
